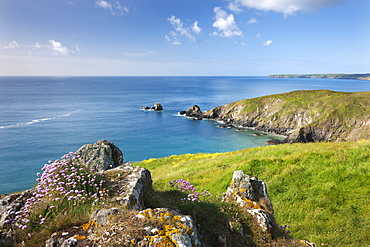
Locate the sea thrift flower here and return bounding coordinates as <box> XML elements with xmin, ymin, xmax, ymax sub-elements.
<box><xmin>6</xmin><ymin>152</ymin><xmax>108</xmax><ymax>231</ymax></box>
<box><xmin>169</xmin><ymin>179</ymin><xmax>220</xmax><ymax>203</ymax></box>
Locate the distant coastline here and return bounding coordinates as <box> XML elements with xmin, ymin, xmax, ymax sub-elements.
<box><xmin>268</xmin><ymin>73</ymin><xmax>370</xmax><ymax>81</ymax></box>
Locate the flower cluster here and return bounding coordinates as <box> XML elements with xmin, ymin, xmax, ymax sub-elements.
<box><xmin>4</xmin><ymin>152</ymin><xmax>108</xmax><ymax>230</ymax></box>
<box><xmin>280</xmin><ymin>224</ymin><xmax>292</xmax><ymax>234</ymax></box>
<box><xmin>169</xmin><ymin>179</ymin><xmax>219</xmax><ymax>203</ymax></box>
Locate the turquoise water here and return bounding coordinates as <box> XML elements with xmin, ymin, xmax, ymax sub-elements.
<box><xmin>1</xmin><ymin>76</ymin><xmax>369</xmax><ymax>194</ymax></box>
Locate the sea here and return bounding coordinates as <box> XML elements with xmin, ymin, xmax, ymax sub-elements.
<box><xmin>1</xmin><ymin>76</ymin><xmax>369</xmax><ymax>195</ymax></box>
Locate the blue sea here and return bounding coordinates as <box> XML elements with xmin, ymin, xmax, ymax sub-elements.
<box><xmin>1</xmin><ymin>76</ymin><xmax>369</xmax><ymax>195</ymax></box>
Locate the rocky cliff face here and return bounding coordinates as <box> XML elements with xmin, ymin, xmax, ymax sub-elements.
<box><xmin>202</xmin><ymin>90</ymin><xmax>370</xmax><ymax>143</ymax></box>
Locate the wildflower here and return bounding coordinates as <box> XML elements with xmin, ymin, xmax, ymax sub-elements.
<box><xmin>10</xmin><ymin>152</ymin><xmax>107</xmax><ymax>231</ymax></box>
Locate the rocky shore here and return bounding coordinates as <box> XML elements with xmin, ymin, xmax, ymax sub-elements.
<box><xmin>180</xmin><ymin>90</ymin><xmax>370</xmax><ymax>143</ymax></box>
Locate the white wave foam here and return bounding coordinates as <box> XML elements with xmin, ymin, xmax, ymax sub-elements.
<box><xmin>0</xmin><ymin>110</ymin><xmax>81</xmax><ymax>129</ymax></box>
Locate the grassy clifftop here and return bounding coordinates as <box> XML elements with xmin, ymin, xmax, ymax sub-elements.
<box><xmin>202</xmin><ymin>90</ymin><xmax>370</xmax><ymax>142</ymax></box>
<box><xmin>3</xmin><ymin>140</ymin><xmax>369</xmax><ymax>246</ymax></box>
<box><xmin>138</xmin><ymin>140</ymin><xmax>370</xmax><ymax>246</ymax></box>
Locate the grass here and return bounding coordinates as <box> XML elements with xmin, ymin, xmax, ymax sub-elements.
<box><xmin>136</xmin><ymin>140</ymin><xmax>370</xmax><ymax>246</ymax></box>
<box><xmin>5</xmin><ymin>140</ymin><xmax>369</xmax><ymax>246</ymax></box>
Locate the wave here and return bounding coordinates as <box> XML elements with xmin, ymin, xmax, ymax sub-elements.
<box><xmin>0</xmin><ymin>110</ymin><xmax>81</xmax><ymax>129</ymax></box>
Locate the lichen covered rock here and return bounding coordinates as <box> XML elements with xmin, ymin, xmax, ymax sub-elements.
<box><xmin>75</xmin><ymin>140</ymin><xmax>123</xmax><ymax>171</ymax></box>
<box><xmin>90</xmin><ymin>208</ymin><xmax>120</xmax><ymax>226</ymax></box>
<box><xmin>135</xmin><ymin>208</ymin><xmax>203</xmax><ymax>247</ymax></box>
<box><xmin>107</xmin><ymin>162</ymin><xmax>152</xmax><ymax>210</ymax></box>
<box><xmin>223</xmin><ymin>170</ymin><xmax>275</xmax><ymax>237</ymax></box>
<box><xmin>0</xmin><ymin>189</ymin><xmax>35</xmax><ymax>244</ymax></box>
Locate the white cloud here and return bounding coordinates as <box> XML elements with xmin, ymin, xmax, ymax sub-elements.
<box><xmin>48</xmin><ymin>40</ymin><xmax>70</xmax><ymax>56</ymax></box>
<box><xmin>263</xmin><ymin>40</ymin><xmax>273</xmax><ymax>46</ymax></box>
<box><xmin>230</xmin><ymin>0</ymin><xmax>345</xmax><ymax>17</ymax></box>
<box><xmin>228</xmin><ymin>1</ymin><xmax>243</xmax><ymax>13</ymax></box>
<box><xmin>192</xmin><ymin>21</ymin><xmax>202</xmax><ymax>35</ymax></box>
<box><xmin>96</xmin><ymin>0</ymin><xmax>111</xmax><ymax>9</ymax></box>
<box><xmin>165</xmin><ymin>31</ymin><xmax>181</xmax><ymax>46</ymax></box>
<box><xmin>248</xmin><ymin>18</ymin><xmax>258</xmax><ymax>25</ymax></box>
<box><xmin>95</xmin><ymin>0</ymin><xmax>129</xmax><ymax>16</ymax></box>
<box><xmin>256</xmin><ymin>33</ymin><xmax>261</xmax><ymax>38</ymax></box>
<box><xmin>166</xmin><ymin>15</ymin><xmax>201</xmax><ymax>45</ymax></box>
<box><xmin>4</xmin><ymin>40</ymin><xmax>20</xmax><ymax>49</ymax></box>
<box><xmin>240</xmin><ymin>42</ymin><xmax>248</xmax><ymax>46</ymax></box>
<box><xmin>212</xmin><ymin>7</ymin><xmax>243</xmax><ymax>38</ymax></box>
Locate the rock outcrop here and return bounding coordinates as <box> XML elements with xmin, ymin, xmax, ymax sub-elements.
<box><xmin>180</xmin><ymin>105</ymin><xmax>203</xmax><ymax>119</ymax></box>
<box><xmin>107</xmin><ymin>161</ymin><xmax>152</xmax><ymax>210</ymax></box>
<box><xmin>141</xmin><ymin>103</ymin><xmax>163</xmax><ymax>111</ymax></box>
<box><xmin>0</xmin><ymin>189</ymin><xmax>35</xmax><ymax>244</ymax></box>
<box><xmin>223</xmin><ymin>170</ymin><xmax>275</xmax><ymax>237</ymax></box>
<box><xmin>202</xmin><ymin>90</ymin><xmax>370</xmax><ymax>143</ymax></box>
<box><xmin>75</xmin><ymin>140</ymin><xmax>123</xmax><ymax>171</ymax></box>
<box><xmin>134</xmin><ymin>208</ymin><xmax>203</xmax><ymax>247</ymax></box>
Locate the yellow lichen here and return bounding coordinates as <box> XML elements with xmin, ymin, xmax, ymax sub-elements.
<box><xmin>242</xmin><ymin>197</ymin><xmax>263</xmax><ymax>210</ymax></box>
<box><xmin>80</xmin><ymin>220</ymin><xmax>97</xmax><ymax>230</ymax></box>
<box><xmin>74</xmin><ymin>234</ymin><xmax>86</xmax><ymax>240</ymax></box>
<box><xmin>173</xmin><ymin>215</ymin><xmax>182</xmax><ymax>221</ymax></box>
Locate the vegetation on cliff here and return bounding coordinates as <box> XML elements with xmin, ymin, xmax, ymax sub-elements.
<box><xmin>138</xmin><ymin>140</ymin><xmax>370</xmax><ymax>246</ymax></box>
<box><xmin>202</xmin><ymin>90</ymin><xmax>370</xmax><ymax>142</ymax></box>
<box><xmin>2</xmin><ymin>139</ymin><xmax>369</xmax><ymax>246</ymax></box>
<box><xmin>268</xmin><ymin>73</ymin><xmax>370</xmax><ymax>80</ymax></box>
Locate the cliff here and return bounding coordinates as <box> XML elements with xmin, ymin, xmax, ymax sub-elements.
<box><xmin>268</xmin><ymin>73</ymin><xmax>370</xmax><ymax>80</ymax></box>
<box><xmin>202</xmin><ymin>90</ymin><xmax>370</xmax><ymax>142</ymax></box>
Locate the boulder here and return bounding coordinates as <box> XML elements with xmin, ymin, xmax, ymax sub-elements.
<box><xmin>107</xmin><ymin>162</ymin><xmax>152</xmax><ymax>210</ymax></box>
<box><xmin>223</xmin><ymin>170</ymin><xmax>275</xmax><ymax>237</ymax></box>
<box><xmin>90</xmin><ymin>208</ymin><xmax>121</xmax><ymax>226</ymax></box>
<box><xmin>153</xmin><ymin>102</ymin><xmax>163</xmax><ymax>111</ymax></box>
<box><xmin>185</xmin><ymin>105</ymin><xmax>203</xmax><ymax>119</ymax></box>
<box><xmin>75</xmin><ymin>140</ymin><xmax>123</xmax><ymax>172</ymax></box>
<box><xmin>0</xmin><ymin>189</ymin><xmax>35</xmax><ymax>244</ymax></box>
<box><xmin>135</xmin><ymin>208</ymin><xmax>204</xmax><ymax>247</ymax></box>
<box><xmin>265</xmin><ymin>138</ymin><xmax>283</xmax><ymax>145</ymax></box>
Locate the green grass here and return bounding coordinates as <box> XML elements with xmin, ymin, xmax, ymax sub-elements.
<box><xmin>136</xmin><ymin>140</ymin><xmax>370</xmax><ymax>246</ymax></box>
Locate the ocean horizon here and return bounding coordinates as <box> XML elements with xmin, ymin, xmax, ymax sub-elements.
<box><xmin>1</xmin><ymin>76</ymin><xmax>370</xmax><ymax>195</ymax></box>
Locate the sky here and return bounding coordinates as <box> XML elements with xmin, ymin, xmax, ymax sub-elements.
<box><xmin>0</xmin><ymin>0</ymin><xmax>369</xmax><ymax>76</ymax></box>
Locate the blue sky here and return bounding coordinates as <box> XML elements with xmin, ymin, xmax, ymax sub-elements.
<box><xmin>1</xmin><ymin>0</ymin><xmax>369</xmax><ymax>76</ymax></box>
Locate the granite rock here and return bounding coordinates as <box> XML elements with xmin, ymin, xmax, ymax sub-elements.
<box><xmin>75</xmin><ymin>140</ymin><xmax>123</xmax><ymax>172</ymax></box>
